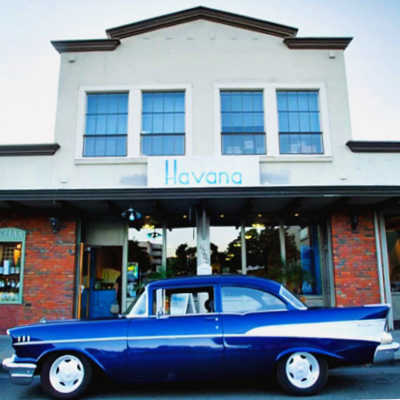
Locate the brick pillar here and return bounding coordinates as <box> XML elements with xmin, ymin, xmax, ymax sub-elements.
<box><xmin>0</xmin><ymin>215</ymin><xmax>77</xmax><ymax>333</ymax></box>
<box><xmin>331</xmin><ymin>211</ymin><xmax>380</xmax><ymax>306</ymax></box>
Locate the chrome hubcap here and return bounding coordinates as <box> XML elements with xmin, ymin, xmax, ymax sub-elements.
<box><xmin>285</xmin><ymin>352</ymin><xmax>320</xmax><ymax>389</ymax></box>
<box><xmin>49</xmin><ymin>355</ymin><xmax>84</xmax><ymax>394</ymax></box>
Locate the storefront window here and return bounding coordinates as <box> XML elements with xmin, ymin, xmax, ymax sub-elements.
<box><xmin>166</xmin><ymin>227</ymin><xmax>197</xmax><ymax>277</ymax></box>
<box><xmin>210</xmin><ymin>224</ymin><xmax>322</xmax><ymax>295</ymax></box>
<box><xmin>0</xmin><ymin>228</ymin><xmax>26</xmax><ymax>304</ymax></box>
<box><xmin>210</xmin><ymin>226</ymin><xmax>240</xmax><ymax>273</ymax></box>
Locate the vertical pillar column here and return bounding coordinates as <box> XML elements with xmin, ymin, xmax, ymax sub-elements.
<box><xmin>121</xmin><ymin>223</ymin><xmax>128</xmax><ymax>313</ymax></box>
<box><xmin>196</xmin><ymin>208</ymin><xmax>211</xmax><ymax>274</ymax></box>
<box><xmin>241</xmin><ymin>223</ymin><xmax>247</xmax><ymax>275</ymax></box>
<box><xmin>161</xmin><ymin>224</ymin><xmax>167</xmax><ymax>273</ymax></box>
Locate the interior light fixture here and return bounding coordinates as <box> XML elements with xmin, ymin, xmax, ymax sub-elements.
<box><xmin>219</xmin><ymin>214</ymin><xmax>224</xmax><ymax>218</ymax></box>
<box><xmin>294</xmin><ymin>212</ymin><xmax>300</xmax><ymax>217</ymax></box>
<box><xmin>252</xmin><ymin>222</ymin><xmax>265</xmax><ymax>229</ymax></box>
<box><xmin>257</xmin><ymin>213</ymin><xmax>262</xmax><ymax>218</ymax></box>
<box><xmin>142</xmin><ymin>223</ymin><xmax>155</xmax><ymax>230</ymax></box>
<box><xmin>183</xmin><ymin>214</ymin><xmax>188</xmax><ymax>219</ymax></box>
<box><xmin>121</xmin><ymin>208</ymin><xmax>142</xmax><ymax>222</ymax></box>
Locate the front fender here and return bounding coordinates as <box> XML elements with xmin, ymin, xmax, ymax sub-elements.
<box><xmin>275</xmin><ymin>347</ymin><xmax>344</xmax><ymax>363</ymax></box>
<box><xmin>36</xmin><ymin>347</ymin><xmax>106</xmax><ymax>374</ymax></box>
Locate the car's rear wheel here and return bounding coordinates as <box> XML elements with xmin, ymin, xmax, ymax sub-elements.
<box><xmin>276</xmin><ymin>352</ymin><xmax>328</xmax><ymax>395</ymax></box>
<box><xmin>40</xmin><ymin>353</ymin><xmax>92</xmax><ymax>399</ymax></box>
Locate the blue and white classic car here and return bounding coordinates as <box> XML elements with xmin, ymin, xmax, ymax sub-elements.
<box><xmin>2</xmin><ymin>275</ymin><xmax>399</xmax><ymax>398</ymax></box>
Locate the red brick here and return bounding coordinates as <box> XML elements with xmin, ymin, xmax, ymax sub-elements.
<box><xmin>0</xmin><ymin>215</ymin><xmax>77</xmax><ymax>333</ymax></box>
<box><xmin>331</xmin><ymin>211</ymin><xmax>380</xmax><ymax>307</ymax></box>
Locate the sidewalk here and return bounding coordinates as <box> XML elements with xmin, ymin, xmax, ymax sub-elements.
<box><xmin>1</xmin><ymin>331</ymin><xmax>399</xmax><ymax>373</ymax></box>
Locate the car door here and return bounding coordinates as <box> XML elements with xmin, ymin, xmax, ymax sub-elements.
<box><xmin>220</xmin><ymin>285</ymin><xmax>289</xmax><ymax>377</ymax></box>
<box><xmin>126</xmin><ymin>285</ymin><xmax>223</xmax><ymax>383</ymax></box>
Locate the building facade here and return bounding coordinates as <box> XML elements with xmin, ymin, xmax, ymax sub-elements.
<box><xmin>1</xmin><ymin>7</ymin><xmax>399</xmax><ymax>332</ymax></box>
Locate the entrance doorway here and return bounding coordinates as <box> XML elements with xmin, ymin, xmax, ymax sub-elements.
<box><xmin>384</xmin><ymin>216</ymin><xmax>400</xmax><ymax>328</ymax></box>
<box><xmin>81</xmin><ymin>246</ymin><xmax>122</xmax><ymax>319</ymax></box>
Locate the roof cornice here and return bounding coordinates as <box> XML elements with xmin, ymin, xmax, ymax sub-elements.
<box><xmin>284</xmin><ymin>37</ymin><xmax>352</xmax><ymax>50</ymax></box>
<box><xmin>347</xmin><ymin>141</ymin><xmax>400</xmax><ymax>153</ymax></box>
<box><xmin>51</xmin><ymin>39</ymin><xmax>120</xmax><ymax>53</ymax></box>
<box><xmin>0</xmin><ymin>143</ymin><xmax>60</xmax><ymax>156</ymax></box>
<box><xmin>106</xmin><ymin>6</ymin><xmax>298</xmax><ymax>39</ymax></box>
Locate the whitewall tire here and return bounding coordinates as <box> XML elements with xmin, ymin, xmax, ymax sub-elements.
<box><xmin>40</xmin><ymin>353</ymin><xmax>92</xmax><ymax>399</ymax></box>
<box><xmin>277</xmin><ymin>352</ymin><xmax>328</xmax><ymax>395</ymax></box>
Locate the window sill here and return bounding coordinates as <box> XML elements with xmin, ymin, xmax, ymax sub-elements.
<box><xmin>259</xmin><ymin>155</ymin><xmax>333</xmax><ymax>163</ymax></box>
<box><xmin>74</xmin><ymin>157</ymin><xmax>148</xmax><ymax>165</ymax></box>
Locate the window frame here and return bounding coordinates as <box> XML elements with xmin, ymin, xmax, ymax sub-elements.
<box><xmin>151</xmin><ymin>285</ymin><xmax>217</xmax><ymax>318</ymax></box>
<box><xmin>0</xmin><ymin>228</ymin><xmax>26</xmax><ymax>305</ymax></box>
<box><xmin>75</xmin><ymin>84</ymin><xmax>192</xmax><ymax>163</ymax></box>
<box><xmin>140</xmin><ymin>90</ymin><xmax>186</xmax><ymax>156</ymax></box>
<box><xmin>214</xmin><ymin>82</ymin><xmax>332</xmax><ymax>159</ymax></box>
<box><xmin>272</xmin><ymin>83</ymin><xmax>331</xmax><ymax>158</ymax></box>
<box><xmin>83</xmin><ymin>92</ymin><xmax>129</xmax><ymax>158</ymax></box>
<box><xmin>276</xmin><ymin>90</ymin><xmax>323</xmax><ymax>155</ymax></box>
<box><xmin>220</xmin><ymin>90</ymin><xmax>266</xmax><ymax>156</ymax></box>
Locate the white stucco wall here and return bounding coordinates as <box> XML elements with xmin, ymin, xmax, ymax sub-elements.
<box><xmin>1</xmin><ymin>20</ymin><xmax>398</xmax><ymax>190</ymax></box>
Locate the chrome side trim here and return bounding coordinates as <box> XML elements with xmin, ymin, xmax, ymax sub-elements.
<box><xmin>2</xmin><ymin>355</ymin><xmax>36</xmax><ymax>385</ymax></box>
<box><xmin>13</xmin><ymin>336</ymin><xmax>127</xmax><ymax>346</ymax></box>
<box><xmin>13</xmin><ymin>334</ymin><xmax>223</xmax><ymax>346</ymax></box>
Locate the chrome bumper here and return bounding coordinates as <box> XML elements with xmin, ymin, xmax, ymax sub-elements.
<box><xmin>2</xmin><ymin>355</ymin><xmax>36</xmax><ymax>385</ymax></box>
<box><xmin>373</xmin><ymin>341</ymin><xmax>400</xmax><ymax>363</ymax></box>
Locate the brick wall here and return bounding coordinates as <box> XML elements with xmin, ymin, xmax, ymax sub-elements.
<box><xmin>0</xmin><ymin>215</ymin><xmax>77</xmax><ymax>333</ymax></box>
<box><xmin>331</xmin><ymin>211</ymin><xmax>380</xmax><ymax>306</ymax></box>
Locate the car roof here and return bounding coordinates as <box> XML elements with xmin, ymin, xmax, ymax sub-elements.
<box><xmin>146</xmin><ymin>274</ymin><xmax>282</xmax><ymax>293</ymax></box>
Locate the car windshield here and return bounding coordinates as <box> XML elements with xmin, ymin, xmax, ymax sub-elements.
<box><xmin>279</xmin><ymin>286</ymin><xmax>307</xmax><ymax>310</ymax></box>
<box><xmin>125</xmin><ymin>289</ymin><xmax>147</xmax><ymax>317</ymax></box>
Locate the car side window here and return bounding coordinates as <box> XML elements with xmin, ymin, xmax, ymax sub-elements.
<box><xmin>221</xmin><ymin>286</ymin><xmax>287</xmax><ymax>314</ymax></box>
<box><xmin>153</xmin><ymin>286</ymin><xmax>214</xmax><ymax>316</ymax></box>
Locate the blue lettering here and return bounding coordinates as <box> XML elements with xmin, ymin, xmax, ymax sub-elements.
<box><xmin>192</xmin><ymin>171</ymin><xmax>205</xmax><ymax>184</ymax></box>
<box><xmin>218</xmin><ymin>171</ymin><xmax>229</xmax><ymax>185</ymax></box>
<box><xmin>232</xmin><ymin>172</ymin><xmax>242</xmax><ymax>184</ymax></box>
<box><xmin>206</xmin><ymin>172</ymin><xmax>217</xmax><ymax>184</ymax></box>
<box><xmin>179</xmin><ymin>172</ymin><xmax>190</xmax><ymax>185</ymax></box>
<box><xmin>165</xmin><ymin>159</ymin><xmax>177</xmax><ymax>185</ymax></box>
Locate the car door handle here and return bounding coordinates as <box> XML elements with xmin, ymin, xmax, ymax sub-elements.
<box><xmin>205</xmin><ymin>316</ymin><xmax>219</xmax><ymax>321</ymax></box>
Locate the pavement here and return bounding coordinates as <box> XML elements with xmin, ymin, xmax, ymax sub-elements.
<box><xmin>0</xmin><ymin>331</ymin><xmax>399</xmax><ymax>373</ymax></box>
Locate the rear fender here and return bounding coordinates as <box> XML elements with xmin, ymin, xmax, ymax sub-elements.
<box><xmin>276</xmin><ymin>347</ymin><xmax>344</xmax><ymax>363</ymax></box>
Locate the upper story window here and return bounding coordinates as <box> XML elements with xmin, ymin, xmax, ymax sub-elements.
<box><xmin>83</xmin><ymin>93</ymin><xmax>128</xmax><ymax>157</ymax></box>
<box><xmin>141</xmin><ymin>91</ymin><xmax>185</xmax><ymax>156</ymax></box>
<box><xmin>220</xmin><ymin>90</ymin><xmax>265</xmax><ymax>155</ymax></box>
<box><xmin>277</xmin><ymin>90</ymin><xmax>323</xmax><ymax>154</ymax></box>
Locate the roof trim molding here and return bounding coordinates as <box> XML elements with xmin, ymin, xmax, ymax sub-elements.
<box><xmin>0</xmin><ymin>144</ymin><xmax>60</xmax><ymax>156</ymax></box>
<box><xmin>347</xmin><ymin>141</ymin><xmax>400</xmax><ymax>153</ymax></box>
<box><xmin>1</xmin><ymin>186</ymin><xmax>400</xmax><ymax>202</ymax></box>
<box><xmin>284</xmin><ymin>37</ymin><xmax>352</xmax><ymax>50</ymax></box>
<box><xmin>51</xmin><ymin>39</ymin><xmax>120</xmax><ymax>53</ymax></box>
<box><xmin>106</xmin><ymin>6</ymin><xmax>298</xmax><ymax>39</ymax></box>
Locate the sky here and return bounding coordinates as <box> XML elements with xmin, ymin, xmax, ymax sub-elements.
<box><xmin>0</xmin><ymin>0</ymin><xmax>399</xmax><ymax>144</ymax></box>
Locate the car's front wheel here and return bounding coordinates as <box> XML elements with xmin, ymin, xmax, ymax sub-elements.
<box><xmin>40</xmin><ymin>353</ymin><xmax>92</xmax><ymax>399</ymax></box>
<box><xmin>276</xmin><ymin>352</ymin><xmax>328</xmax><ymax>395</ymax></box>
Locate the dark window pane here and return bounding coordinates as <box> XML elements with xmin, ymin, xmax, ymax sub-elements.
<box><xmin>141</xmin><ymin>92</ymin><xmax>185</xmax><ymax>155</ymax></box>
<box><xmin>308</xmin><ymin>92</ymin><xmax>319</xmax><ymax>111</ymax></box>
<box><xmin>142</xmin><ymin>135</ymin><xmax>184</xmax><ymax>156</ymax></box>
<box><xmin>222</xmin><ymin>134</ymin><xmax>265</xmax><ymax>155</ymax></box>
<box><xmin>310</xmin><ymin>112</ymin><xmax>320</xmax><ymax>132</ymax></box>
<box><xmin>277</xmin><ymin>90</ymin><xmax>323</xmax><ymax>154</ymax></box>
<box><xmin>84</xmin><ymin>93</ymin><xmax>128</xmax><ymax>157</ymax></box>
